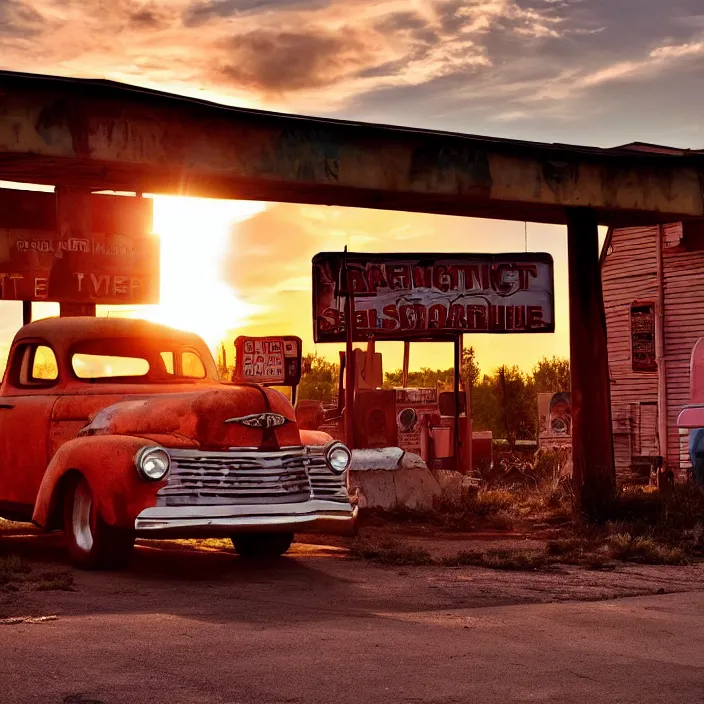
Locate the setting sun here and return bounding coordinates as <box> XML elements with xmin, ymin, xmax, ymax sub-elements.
<box><xmin>140</xmin><ymin>195</ymin><xmax>265</xmax><ymax>350</ymax></box>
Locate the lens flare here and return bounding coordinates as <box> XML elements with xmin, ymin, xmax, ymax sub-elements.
<box><xmin>139</xmin><ymin>195</ymin><xmax>265</xmax><ymax>350</ymax></box>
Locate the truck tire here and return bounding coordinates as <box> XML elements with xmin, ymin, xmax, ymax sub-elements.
<box><xmin>231</xmin><ymin>532</ymin><xmax>294</xmax><ymax>558</ymax></box>
<box><xmin>63</xmin><ymin>474</ymin><xmax>135</xmax><ymax>570</ymax></box>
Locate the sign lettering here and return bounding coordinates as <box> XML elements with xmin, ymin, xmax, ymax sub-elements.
<box><xmin>312</xmin><ymin>252</ymin><xmax>555</xmax><ymax>343</ymax></box>
<box><xmin>0</xmin><ymin>192</ymin><xmax>158</xmax><ymax>304</ymax></box>
<box><xmin>234</xmin><ymin>336</ymin><xmax>303</xmax><ymax>386</ymax></box>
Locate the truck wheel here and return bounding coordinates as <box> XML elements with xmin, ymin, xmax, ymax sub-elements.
<box><xmin>232</xmin><ymin>533</ymin><xmax>294</xmax><ymax>558</ymax></box>
<box><xmin>63</xmin><ymin>475</ymin><xmax>135</xmax><ymax>570</ymax></box>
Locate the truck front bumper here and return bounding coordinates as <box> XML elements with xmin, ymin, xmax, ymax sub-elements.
<box><xmin>134</xmin><ymin>499</ymin><xmax>358</xmax><ymax>538</ymax></box>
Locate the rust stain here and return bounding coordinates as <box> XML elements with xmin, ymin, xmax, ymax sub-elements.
<box><xmin>35</xmin><ymin>99</ymin><xmax>90</xmax><ymax>157</ymax></box>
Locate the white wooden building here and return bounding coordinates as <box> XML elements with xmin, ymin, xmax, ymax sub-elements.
<box><xmin>601</xmin><ymin>218</ymin><xmax>704</xmax><ymax>482</ymax></box>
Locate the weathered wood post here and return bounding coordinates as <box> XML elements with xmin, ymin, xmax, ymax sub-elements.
<box><xmin>567</xmin><ymin>207</ymin><xmax>616</xmax><ymax>517</ymax></box>
<box><xmin>56</xmin><ymin>186</ymin><xmax>96</xmax><ymax>317</ymax></box>
<box><xmin>343</xmin><ymin>256</ymin><xmax>356</xmax><ymax>449</ymax></box>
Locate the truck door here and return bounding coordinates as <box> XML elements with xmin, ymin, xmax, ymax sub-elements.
<box><xmin>0</xmin><ymin>343</ymin><xmax>59</xmax><ymax>519</ymax></box>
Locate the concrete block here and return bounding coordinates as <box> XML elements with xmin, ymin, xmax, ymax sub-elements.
<box><xmin>349</xmin><ymin>448</ymin><xmax>442</xmax><ymax>511</ymax></box>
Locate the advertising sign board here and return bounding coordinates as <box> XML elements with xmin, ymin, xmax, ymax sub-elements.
<box><xmin>538</xmin><ymin>391</ymin><xmax>572</xmax><ymax>450</ymax></box>
<box><xmin>395</xmin><ymin>387</ymin><xmax>438</xmax><ymax>456</ymax></box>
<box><xmin>234</xmin><ymin>336</ymin><xmax>302</xmax><ymax>386</ymax></box>
<box><xmin>0</xmin><ymin>190</ymin><xmax>157</xmax><ymax>304</ymax></box>
<box><xmin>312</xmin><ymin>252</ymin><xmax>555</xmax><ymax>343</ymax></box>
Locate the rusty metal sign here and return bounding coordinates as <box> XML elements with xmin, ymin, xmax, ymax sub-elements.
<box><xmin>312</xmin><ymin>252</ymin><xmax>555</xmax><ymax>343</ymax></box>
<box><xmin>538</xmin><ymin>392</ymin><xmax>572</xmax><ymax>450</ymax></box>
<box><xmin>0</xmin><ymin>190</ymin><xmax>158</xmax><ymax>304</ymax></box>
<box><xmin>630</xmin><ymin>303</ymin><xmax>657</xmax><ymax>372</ymax></box>
<box><xmin>233</xmin><ymin>336</ymin><xmax>302</xmax><ymax>386</ymax></box>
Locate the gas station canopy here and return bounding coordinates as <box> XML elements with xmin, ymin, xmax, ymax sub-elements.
<box><xmin>0</xmin><ymin>70</ymin><xmax>702</xmax><ymax>226</ymax></box>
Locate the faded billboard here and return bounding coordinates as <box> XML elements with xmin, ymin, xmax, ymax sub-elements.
<box><xmin>312</xmin><ymin>252</ymin><xmax>555</xmax><ymax>343</ymax></box>
<box><xmin>0</xmin><ymin>192</ymin><xmax>157</xmax><ymax>304</ymax></box>
<box><xmin>538</xmin><ymin>392</ymin><xmax>572</xmax><ymax>449</ymax></box>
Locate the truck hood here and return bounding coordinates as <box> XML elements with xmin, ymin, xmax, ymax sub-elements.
<box><xmin>79</xmin><ymin>385</ymin><xmax>301</xmax><ymax>451</ymax></box>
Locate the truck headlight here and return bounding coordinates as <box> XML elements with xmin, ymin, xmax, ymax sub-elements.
<box><xmin>136</xmin><ymin>446</ymin><xmax>171</xmax><ymax>481</ymax></box>
<box><xmin>325</xmin><ymin>442</ymin><xmax>351</xmax><ymax>475</ymax></box>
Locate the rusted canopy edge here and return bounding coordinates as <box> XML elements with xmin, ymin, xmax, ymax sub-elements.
<box><xmin>0</xmin><ymin>71</ymin><xmax>702</xmax><ymax>225</ymax></box>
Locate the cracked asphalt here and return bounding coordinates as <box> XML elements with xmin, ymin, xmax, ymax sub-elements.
<box><xmin>1</xmin><ymin>529</ymin><xmax>703</xmax><ymax>703</ymax></box>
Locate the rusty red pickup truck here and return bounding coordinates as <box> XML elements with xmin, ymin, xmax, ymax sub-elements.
<box><xmin>0</xmin><ymin>317</ymin><xmax>356</xmax><ymax>568</ymax></box>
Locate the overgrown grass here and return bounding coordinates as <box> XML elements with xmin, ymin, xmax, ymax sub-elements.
<box><xmin>0</xmin><ymin>554</ymin><xmax>31</xmax><ymax>586</ymax></box>
<box><xmin>349</xmin><ymin>538</ymin><xmax>433</xmax><ymax>566</ymax></box>
<box><xmin>441</xmin><ymin>549</ymin><xmax>550</xmax><ymax>571</ymax></box>
<box><xmin>362</xmin><ymin>480</ymin><xmax>573</xmax><ymax>533</ymax></box>
<box><xmin>0</xmin><ymin>553</ymin><xmax>74</xmax><ymax>591</ymax></box>
<box><xmin>604</xmin><ymin>534</ymin><xmax>687</xmax><ymax>566</ymax></box>
<box><xmin>356</xmin><ymin>475</ymin><xmax>704</xmax><ymax>569</ymax></box>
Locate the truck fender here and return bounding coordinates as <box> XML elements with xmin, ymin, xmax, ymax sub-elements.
<box><xmin>300</xmin><ymin>429</ymin><xmax>334</xmax><ymax>447</ymax></box>
<box><xmin>33</xmin><ymin>435</ymin><xmax>165</xmax><ymax>531</ymax></box>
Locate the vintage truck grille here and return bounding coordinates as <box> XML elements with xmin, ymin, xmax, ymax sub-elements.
<box><xmin>307</xmin><ymin>455</ymin><xmax>349</xmax><ymax>502</ymax></box>
<box><xmin>158</xmin><ymin>448</ymin><xmax>313</xmax><ymax>507</ymax></box>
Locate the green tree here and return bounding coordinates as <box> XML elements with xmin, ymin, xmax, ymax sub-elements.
<box><xmin>532</xmin><ymin>356</ymin><xmax>570</xmax><ymax>394</ymax></box>
<box><xmin>471</xmin><ymin>365</ymin><xmax>535</xmax><ymax>449</ymax></box>
<box><xmin>383</xmin><ymin>345</ymin><xmax>479</xmax><ymax>390</ymax></box>
<box><xmin>383</xmin><ymin>367</ymin><xmax>455</xmax><ymax>389</ymax></box>
<box><xmin>462</xmin><ymin>346</ymin><xmax>480</xmax><ymax>387</ymax></box>
<box><xmin>298</xmin><ymin>353</ymin><xmax>340</xmax><ymax>402</ymax></box>
<box><xmin>496</xmin><ymin>365</ymin><xmax>534</xmax><ymax>449</ymax></box>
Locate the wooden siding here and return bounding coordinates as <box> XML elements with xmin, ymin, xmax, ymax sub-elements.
<box><xmin>662</xmin><ymin>224</ymin><xmax>704</xmax><ymax>475</ymax></box>
<box><xmin>602</xmin><ymin>222</ymin><xmax>704</xmax><ymax>480</ymax></box>
<box><xmin>602</xmin><ymin>226</ymin><xmax>659</xmax><ymax>481</ymax></box>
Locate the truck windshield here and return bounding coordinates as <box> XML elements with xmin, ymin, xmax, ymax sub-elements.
<box><xmin>70</xmin><ymin>338</ymin><xmax>209</xmax><ymax>382</ymax></box>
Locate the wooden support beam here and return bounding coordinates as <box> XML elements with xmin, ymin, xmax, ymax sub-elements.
<box><xmin>343</xmin><ymin>265</ymin><xmax>356</xmax><ymax>450</ymax></box>
<box><xmin>56</xmin><ymin>187</ymin><xmax>96</xmax><ymax>318</ymax></box>
<box><xmin>567</xmin><ymin>207</ymin><xmax>616</xmax><ymax>517</ymax></box>
<box><xmin>462</xmin><ymin>334</ymin><xmax>473</xmax><ymax>474</ymax></box>
<box><xmin>402</xmin><ymin>341</ymin><xmax>410</xmax><ymax>388</ymax></box>
<box><xmin>454</xmin><ymin>336</ymin><xmax>462</xmax><ymax>472</ymax></box>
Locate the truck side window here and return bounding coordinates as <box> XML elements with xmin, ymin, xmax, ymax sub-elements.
<box><xmin>32</xmin><ymin>346</ymin><xmax>59</xmax><ymax>381</ymax></box>
<box><xmin>160</xmin><ymin>352</ymin><xmax>175</xmax><ymax>375</ymax></box>
<box><xmin>182</xmin><ymin>351</ymin><xmax>206</xmax><ymax>379</ymax></box>
<box><xmin>14</xmin><ymin>343</ymin><xmax>59</xmax><ymax>387</ymax></box>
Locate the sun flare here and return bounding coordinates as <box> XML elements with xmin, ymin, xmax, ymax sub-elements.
<box><xmin>140</xmin><ymin>195</ymin><xmax>265</xmax><ymax>350</ymax></box>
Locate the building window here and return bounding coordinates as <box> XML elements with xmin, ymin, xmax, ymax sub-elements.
<box><xmin>631</xmin><ymin>303</ymin><xmax>657</xmax><ymax>372</ymax></box>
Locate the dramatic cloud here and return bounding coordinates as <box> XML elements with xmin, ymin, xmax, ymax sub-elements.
<box><xmin>217</xmin><ymin>28</ymin><xmax>377</xmax><ymax>93</ymax></box>
<box><xmin>183</xmin><ymin>0</ymin><xmax>331</xmax><ymax>27</ymax></box>
<box><xmin>1</xmin><ymin>0</ymin><xmax>702</xmax><ymax>146</ymax></box>
<box><xmin>128</xmin><ymin>4</ymin><xmax>179</xmax><ymax>30</ymax></box>
<box><xmin>0</xmin><ymin>0</ymin><xmax>44</xmax><ymax>37</ymax></box>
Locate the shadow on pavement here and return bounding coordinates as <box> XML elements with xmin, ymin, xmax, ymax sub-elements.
<box><xmin>0</xmin><ymin>522</ymin><xmax>391</xmax><ymax>626</ymax></box>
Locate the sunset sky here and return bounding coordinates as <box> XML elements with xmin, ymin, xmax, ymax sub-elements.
<box><xmin>0</xmin><ymin>0</ymin><xmax>703</xmax><ymax>374</ymax></box>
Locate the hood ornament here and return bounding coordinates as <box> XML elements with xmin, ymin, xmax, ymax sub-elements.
<box><xmin>225</xmin><ymin>413</ymin><xmax>290</xmax><ymax>429</ymax></box>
